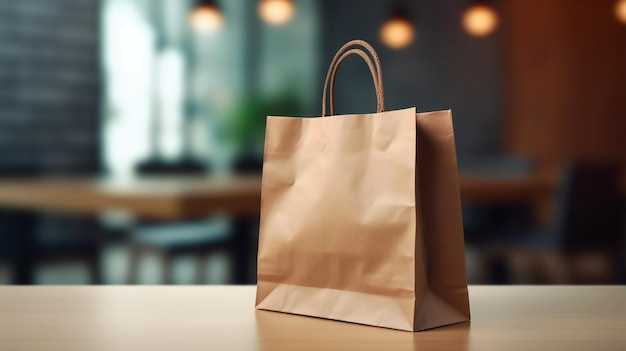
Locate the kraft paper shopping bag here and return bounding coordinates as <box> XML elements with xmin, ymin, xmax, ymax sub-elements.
<box><xmin>256</xmin><ymin>40</ymin><xmax>470</xmax><ymax>332</ymax></box>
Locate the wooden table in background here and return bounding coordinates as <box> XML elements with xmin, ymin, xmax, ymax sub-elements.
<box><xmin>0</xmin><ymin>174</ymin><xmax>555</xmax><ymax>218</ymax></box>
<box><xmin>0</xmin><ymin>286</ymin><xmax>623</xmax><ymax>351</ymax></box>
<box><xmin>0</xmin><ymin>176</ymin><xmax>263</xmax><ymax>284</ymax></box>
<box><xmin>460</xmin><ymin>175</ymin><xmax>556</xmax><ymax>225</ymax></box>
<box><xmin>0</xmin><ymin>175</ymin><xmax>556</xmax><ymax>284</ymax></box>
<box><xmin>0</xmin><ymin>176</ymin><xmax>263</xmax><ymax>220</ymax></box>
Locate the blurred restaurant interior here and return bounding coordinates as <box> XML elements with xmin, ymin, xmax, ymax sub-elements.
<box><xmin>0</xmin><ymin>0</ymin><xmax>624</xmax><ymax>285</ymax></box>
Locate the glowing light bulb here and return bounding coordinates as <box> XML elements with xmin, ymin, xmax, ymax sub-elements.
<box><xmin>616</xmin><ymin>0</ymin><xmax>626</xmax><ymax>24</ymax></box>
<box><xmin>380</xmin><ymin>17</ymin><xmax>416</xmax><ymax>50</ymax></box>
<box><xmin>258</xmin><ymin>0</ymin><xmax>295</xmax><ymax>26</ymax></box>
<box><xmin>462</xmin><ymin>4</ymin><xmax>498</xmax><ymax>37</ymax></box>
<box><xmin>189</xmin><ymin>4</ymin><xmax>223</xmax><ymax>33</ymax></box>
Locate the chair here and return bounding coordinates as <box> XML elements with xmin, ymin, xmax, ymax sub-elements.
<box><xmin>481</xmin><ymin>163</ymin><xmax>624</xmax><ymax>284</ymax></box>
<box><xmin>32</xmin><ymin>215</ymin><xmax>103</xmax><ymax>284</ymax></box>
<box><xmin>0</xmin><ymin>211</ymin><xmax>102</xmax><ymax>284</ymax></box>
<box><xmin>126</xmin><ymin>160</ymin><xmax>256</xmax><ymax>285</ymax></box>
<box><xmin>126</xmin><ymin>219</ymin><xmax>233</xmax><ymax>284</ymax></box>
<box><xmin>461</xmin><ymin>155</ymin><xmax>535</xmax><ymax>245</ymax></box>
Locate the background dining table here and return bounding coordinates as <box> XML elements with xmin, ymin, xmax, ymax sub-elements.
<box><xmin>0</xmin><ymin>174</ymin><xmax>556</xmax><ymax>284</ymax></box>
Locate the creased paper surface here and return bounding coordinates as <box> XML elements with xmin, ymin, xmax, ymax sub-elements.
<box><xmin>256</xmin><ymin>108</ymin><xmax>470</xmax><ymax>331</ymax></box>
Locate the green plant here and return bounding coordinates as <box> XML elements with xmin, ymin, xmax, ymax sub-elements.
<box><xmin>226</xmin><ymin>90</ymin><xmax>303</xmax><ymax>155</ymax></box>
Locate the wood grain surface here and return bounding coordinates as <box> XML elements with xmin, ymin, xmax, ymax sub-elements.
<box><xmin>0</xmin><ymin>286</ymin><xmax>624</xmax><ymax>351</ymax></box>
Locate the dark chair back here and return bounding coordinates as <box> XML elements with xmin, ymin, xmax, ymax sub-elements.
<box><xmin>551</xmin><ymin>163</ymin><xmax>624</xmax><ymax>250</ymax></box>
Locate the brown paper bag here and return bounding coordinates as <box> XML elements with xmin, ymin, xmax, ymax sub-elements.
<box><xmin>256</xmin><ymin>40</ymin><xmax>470</xmax><ymax>332</ymax></box>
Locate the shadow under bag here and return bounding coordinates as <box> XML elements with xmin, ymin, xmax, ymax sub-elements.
<box><xmin>256</xmin><ymin>40</ymin><xmax>470</xmax><ymax>332</ymax></box>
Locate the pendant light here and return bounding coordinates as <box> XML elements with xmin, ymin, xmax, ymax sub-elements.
<box><xmin>616</xmin><ymin>0</ymin><xmax>626</xmax><ymax>24</ymax></box>
<box><xmin>380</xmin><ymin>2</ymin><xmax>416</xmax><ymax>50</ymax></box>
<box><xmin>189</xmin><ymin>0</ymin><xmax>223</xmax><ymax>33</ymax></box>
<box><xmin>258</xmin><ymin>0</ymin><xmax>296</xmax><ymax>26</ymax></box>
<box><xmin>462</xmin><ymin>0</ymin><xmax>498</xmax><ymax>37</ymax></box>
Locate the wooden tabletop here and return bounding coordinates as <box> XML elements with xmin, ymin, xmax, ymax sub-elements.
<box><xmin>0</xmin><ymin>176</ymin><xmax>262</xmax><ymax>220</ymax></box>
<box><xmin>0</xmin><ymin>286</ymin><xmax>623</xmax><ymax>351</ymax></box>
<box><xmin>0</xmin><ymin>175</ymin><xmax>555</xmax><ymax>221</ymax></box>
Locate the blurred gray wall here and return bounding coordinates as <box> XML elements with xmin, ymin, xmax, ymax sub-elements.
<box><xmin>320</xmin><ymin>0</ymin><xmax>504</xmax><ymax>164</ymax></box>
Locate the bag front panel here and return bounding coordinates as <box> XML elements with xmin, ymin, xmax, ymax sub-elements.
<box><xmin>257</xmin><ymin>108</ymin><xmax>418</xmax><ymax>301</ymax></box>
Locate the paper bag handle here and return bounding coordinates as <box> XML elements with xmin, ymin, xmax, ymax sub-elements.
<box><xmin>321</xmin><ymin>40</ymin><xmax>386</xmax><ymax>117</ymax></box>
<box><xmin>328</xmin><ymin>49</ymin><xmax>382</xmax><ymax>116</ymax></box>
